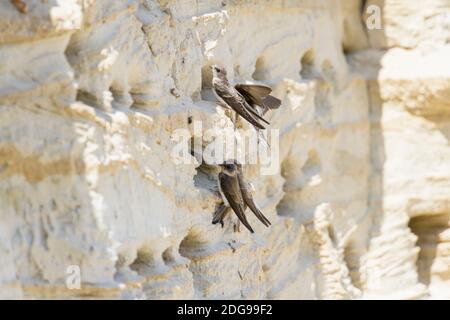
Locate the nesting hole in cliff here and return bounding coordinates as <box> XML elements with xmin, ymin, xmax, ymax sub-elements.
<box><xmin>343</xmin><ymin>243</ymin><xmax>363</xmax><ymax>289</ymax></box>
<box><xmin>252</xmin><ymin>56</ymin><xmax>267</xmax><ymax>81</ymax></box>
<box><xmin>76</xmin><ymin>90</ymin><xmax>98</xmax><ymax>108</ymax></box>
<box><xmin>408</xmin><ymin>214</ymin><xmax>450</xmax><ymax>287</ymax></box>
<box><xmin>302</xmin><ymin>150</ymin><xmax>321</xmax><ymax>183</ymax></box>
<box><xmin>109</xmin><ymin>86</ymin><xmax>133</xmax><ymax>109</ymax></box>
<box><xmin>193</xmin><ymin>162</ymin><xmax>219</xmax><ymax>196</ymax></box>
<box><xmin>284</xmin><ymin>149</ymin><xmax>322</xmax><ymax>188</ymax></box>
<box><xmin>276</xmin><ymin>155</ymin><xmax>300</xmax><ymax>217</ymax></box>
<box><xmin>300</xmin><ymin>49</ymin><xmax>316</xmax><ymax>79</ymax></box>
<box><xmin>179</xmin><ymin>228</ymin><xmax>211</xmax><ymax>258</ymax></box>
<box><xmin>129</xmin><ymin>248</ymin><xmax>157</xmax><ymax>274</ymax></box>
<box><xmin>276</xmin><ymin>150</ymin><xmax>322</xmax><ymax>218</ymax></box>
<box><xmin>162</xmin><ymin>247</ymin><xmax>176</xmax><ymax>265</ymax></box>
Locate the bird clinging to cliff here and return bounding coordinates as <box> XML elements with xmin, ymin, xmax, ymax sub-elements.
<box><xmin>234</xmin><ymin>161</ymin><xmax>271</xmax><ymax>227</ymax></box>
<box><xmin>213</xmin><ymin>160</ymin><xmax>271</xmax><ymax>233</ymax></box>
<box><xmin>210</xmin><ymin>65</ymin><xmax>281</xmax><ymax>128</ymax></box>
<box><xmin>216</xmin><ymin>161</ymin><xmax>254</xmax><ymax>233</ymax></box>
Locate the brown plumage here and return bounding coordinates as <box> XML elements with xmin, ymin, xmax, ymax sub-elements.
<box><xmin>217</xmin><ymin>163</ymin><xmax>254</xmax><ymax>233</ymax></box>
<box><xmin>210</xmin><ymin>65</ymin><xmax>282</xmax><ymax>148</ymax></box>
<box><xmin>234</xmin><ymin>84</ymin><xmax>281</xmax><ymax>116</ymax></box>
<box><xmin>235</xmin><ymin>162</ymin><xmax>271</xmax><ymax>227</ymax></box>
<box><xmin>213</xmin><ymin>161</ymin><xmax>271</xmax><ymax>232</ymax></box>
<box><xmin>211</xmin><ymin>65</ymin><xmax>270</xmax><ymax>130</ymax></box>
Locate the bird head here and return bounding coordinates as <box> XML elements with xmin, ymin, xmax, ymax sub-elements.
<box><xmin>210</xmin><ymin>64</ymin><xmax>227</xmax><ymax>80</ymax></box>
<box><xmin>219</xmin><ymin>160</ymin><xmax>238</xmax><ymax>176</ymax></box>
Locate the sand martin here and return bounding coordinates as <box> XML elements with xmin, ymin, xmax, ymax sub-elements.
<box><xmin>213</xmin><ymin>161</ymin><xmax>271</xmax><ymax>232</ymax></box>
<box><xmin>210</xmin><ymin>65</ymin><xmax>270</xmax><ymax>129</ymax></box>
<box><xmin>217</xmin><ymin>162</ymin><xmax>254</xmax><ymax>233</ymax></box>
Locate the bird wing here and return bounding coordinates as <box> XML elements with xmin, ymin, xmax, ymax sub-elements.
<box><xmin>235</xmin><ymin>84</ymin><xmax>269</xmax><ymax>116</ymax></box>
<box><xmin>235</xmin><ymin>84</ymin><xmax>281</xmax><ymax>115</ymax></box>
<box><xmin>235</xmin><ymin>84</ymin><xmax>272</xmax><ymax>125</ymax></box>
<box><xmin>262</xmin><ymin>95</ymin><xmax>281</xmax><ymax>110</ymax></box>
<box><xmin>241</xmin><ymin>96</ymin><xmax>270</xmax><ymax>125</ymax></box>
<box><xmin>219</xmin><ymin>172</ymin><xmax>254</xmax><ymax>233</ymax></box>
<box><xmin>235</xmin><ymin>84</ymin><xmax>272</xmax><ymax>100</ymax></box>
<box><xmin>237</xmin><ymin>170</ymin><xmax>271</xmax><ymax>227</ymax></box>
<box><xmin>214</xmin><ymin>82</ymin><xmax>268</xmax><ymax>130</ymax></box>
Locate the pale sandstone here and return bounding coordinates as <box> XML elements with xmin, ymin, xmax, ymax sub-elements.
<box><xmin>0</xmin><ymin>0</ymin><xmax>448</xmax><ymax>299</ymax></box>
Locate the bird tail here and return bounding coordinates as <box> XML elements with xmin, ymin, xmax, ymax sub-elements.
<box><xmin>248</xmin><ymin>203</ymin><xmax>271</xmax><ymax>227</ymax></box>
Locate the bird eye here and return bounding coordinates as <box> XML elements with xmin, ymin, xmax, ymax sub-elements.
<box><xmin>215</xmin><ymin>67</ymin><xmax>220</xmax><ymax>72</ymax></box>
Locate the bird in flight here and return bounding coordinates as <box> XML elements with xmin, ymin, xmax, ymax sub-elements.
<box><xmin>210</xmin><ymin>65</ymin><xmax>281</xmax><ymax>130</ymax></box>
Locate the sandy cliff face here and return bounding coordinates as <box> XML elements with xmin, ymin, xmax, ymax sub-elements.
<box><xmin>0</xmin><ymin>0</ymin><xmax>448</xmax><ymax>299</ymax></box>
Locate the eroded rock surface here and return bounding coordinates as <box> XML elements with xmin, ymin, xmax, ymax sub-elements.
<box><xmin>0</xmin><ymin>0</ymin><xmax>448</xmax><ymax>299</ymax></box>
